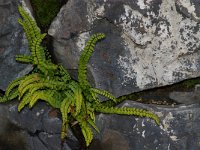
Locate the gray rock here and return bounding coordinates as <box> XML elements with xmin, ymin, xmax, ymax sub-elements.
<box><xmin>0</xmin><ymin>102</ymin><xmax>80</xmax><ymax>150</ymax></box>
<box><xmin>8</xmin><ymin>102</ymin><xmax>49</xmax><ymax>133</ymax></box>
<box><xmin>49</xmin><ymin>0</ymin><xmax>200</xmax><ymax>97</ymax></box>
<box><xmin>169</xmin><ymin>84</ymin><xmax>200</xmax><ymax>104</ymax></box>
<box><xmin>0</xmin><ymin>0</ymin><xmax>32</xmax><ymax>91</ymax></box>
<box><xmin>89</xmin><ymin>101</ymin><xmax>200</xmax><ymax>150</ymax></box>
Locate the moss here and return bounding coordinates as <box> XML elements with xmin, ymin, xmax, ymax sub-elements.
<box><xmin>180</xmin><ymin>77</ymin><xmax>200</xmax><ymax>89</ymax></box>
<box><xmin>31</xmin><ymin>0</ymin><xmax>62</xmax><ymax>31</ymax></box>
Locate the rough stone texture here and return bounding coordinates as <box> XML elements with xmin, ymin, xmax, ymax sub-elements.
<box><xmin>169</xmin><ymin>84</ymin><xmax>200</xmax><ymax>104</ymax></box>
<box><xmin>0</xmin><ymin>1</ymin><xmax>80</xmax><ymax>149</ymax></box>
<box><xmin>49</xmin><ymin>0</ymin><xmax>200</xmax><ymax>97</ymax></box>
<box><xmin>0</xmin><ymin>0</ymin><xmax>33</xmax><ymax>90</ymax></box>
<box><xmin>0</xmin><ymin>102</ymin><xmax>80</xmax><ymax>150</ymax></box>
<box><xmin>89</xmin><ymin>101</ymin><xmax>200</xmax><ymax>150</ymax></box>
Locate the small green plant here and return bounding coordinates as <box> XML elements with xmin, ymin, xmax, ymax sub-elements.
<box><xmin>0</xmin><ymin>6</ymin><xmax>160</xmax><ymax>146</ymax></box>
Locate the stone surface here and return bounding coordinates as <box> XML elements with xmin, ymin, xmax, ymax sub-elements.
<box><xmin>89</xmin><ymin>101</ymin><xmax>200</xmax><ymax>150</ymax></box>
<box><xmin>0</xmin><ymin>0</ymin><xmax>32</xmax><ymax>91</ymax></box>
<box><xmin>0</xmin><ymin>0</ymin><xmax>80</xmax><ymax>149</ymax></box>
<box><xmin>169</xmin><ymin>84</ymin><xmax>200</xmax><ymax>104</ymax></box>
<box><xmin>49</xmin><ymin>0</ymin><xmax>200</xmax><ymax>97</ymax></box>
<box><xmin>0</xmin><ymin>102</ymin><xmax>80</xmax><ymax>150</ymax></box>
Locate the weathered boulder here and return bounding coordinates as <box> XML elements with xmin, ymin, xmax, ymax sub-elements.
<box><xmin>49</xmin><ymin>0</ymin><xmax>200</xmax><ymax>97</ymax></box>
<box><xmin>0</xmin><ymin>102</ymin><xmax>80</xmax><ymax>150</ymax></box>
<box><xmin>0</xmin><ymin>0</ymin><xmax>33</xmax><ymax>90</ymax></box>
<box><xmin>89</xmin><ymin>101</ymin><xmax>200</xmax><ymax>150</ymax></box>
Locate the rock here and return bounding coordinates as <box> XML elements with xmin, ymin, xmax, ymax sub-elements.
<box><xmin>8</xmin><ymin>102</ymin><xmax>49</xmax><ymax>133</ymax></box>
<box><xmin>49</xmin><ymin>0</ymin><xmax>200</xmax><ymax>97</ymax></box>
<box><xmin>0</xmin><ymin>0</ymin><xmax>33</xmax><ymax>91</ymax></box>
<box><xmin>89</xmin><ymin>101</ymin><xmax>200</xmax><ymax>150</ymax></box>
<box><xmin>0</xmin><ymin>102</ymin><xmax>79</xmax><ymax>150</ymax></box>
<box><xmin>169</xmin><ymin>84</ymin><xmax>200</xmax><ymax>104</ymax></box>
<box><xmin>0</xmin><ymin>0</ymin><xmax>80</xmax><ymax>149</ymax></box>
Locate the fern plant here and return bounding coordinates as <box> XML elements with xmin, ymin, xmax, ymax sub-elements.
<box><xmin>0</xmin><ymin>6</ymin><xmax>160</xmax><ymax>147</ymax></box>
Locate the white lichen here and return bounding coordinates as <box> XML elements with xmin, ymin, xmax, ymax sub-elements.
<box><xmin>117</xmin><ymin>0</ymin><xmax>200</xmax><ymax>89</ymax></box>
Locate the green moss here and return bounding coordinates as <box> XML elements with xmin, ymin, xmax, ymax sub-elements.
<box><xmin>31</xmin><ymin>0</ymin><xmax>62</xmax><ymax>30</ymax></box>
<box><xmin>180</xmin><ymin>77</ymin><xmax>200</xmax><ymax>89</ymax></box>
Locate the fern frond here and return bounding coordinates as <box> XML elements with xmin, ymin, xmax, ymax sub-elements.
<box><xmin>7</xmin><ymin>88</ymin><xmax>19</xmax><ymax>100</ymax></box>
<box><xmin>18</xmin><ymin>73</ymin><xmax>40</xmax><ymax>96</ymax></box>
<box><xmin>87</xmin><ymin>118</ymin><xmax>99</xmax><ymax>132</ymax></box>
<box><xmin>78</xmin><ymin>33</ymin><xmax>105</xmax><ymax>89</ymax></box>
<box><xmin>90</xmin><ymin>88</ymin><xmax>116</xmax><ymax>103</ymax></box>
<box><xmin>60</xmin><ymin>97</ymin><xmax>72</xmax><ymax>140</ymax></box>
<box><xmin>95</xmin><ymin>105</ymin><xmax>160</xmax><ymax>125</ymax></box>
<box><xmin>28</xmin><ymin>90</ymin><xmax>62</xmax><ymax>108</ymax></box>
<box><xmin>87</xmin><ymin>107</ymin><xmax>96</xmax><ymax>121</ymax></box>
<box><xmin>59</xmin><ymin>65</ymin><xmax>71</xmax><ymax>82</ymax></box>
<box><xmin>18</xmin><ymin>92</ymin><xmax>32</xmax><ymax>111</ymax></box>
<box><xmin>20</xmin><ymin>79</ymin><xmax>66</xmax><ymax>98</ymax></box>
<box><xmin>67</xmin><ymin>81</ymin><xmax>83</xmax><ymax>116</ymax></box>
<box><xmin>31</xmin><ymin>33</ymin><xmax>46</xmax><ymax>64</ymax></box>
<box><xmin>5</xmin><ymin>76</ymin><xmax>24</xmax><ymax>97</ymax></box>
<box><xmin>0</xmin><ymin>96</ymin><xmax>9</xmax><ymax>103</ymax></box>
<box><xmin>18</xmin><ymin>6</ymin><xmax>41</xmax><ymax>46</ymax></box>
<box><xmin>16</xmin><ymin>55</ymin><xmax>33</xmax><ymax>64</ymax></box>
<box><xmin>37</xmin><ymin>61</ymin><xmax>58</xmax><ymax>75</ymax></box>
<box><xmin>80</xmin><ymin>122</ymin><xmax>93</xmax><ymax>146</ymax></box>
<box><xmin>82</xmin><ymin>89</ymin><xmax>101</xmax><ymax>104</ymax></box>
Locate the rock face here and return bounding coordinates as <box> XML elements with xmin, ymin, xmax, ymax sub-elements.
<box><xmin>49</xmin><ymin>0</ymin><xmax>200</xmax><ymax>97</ymax></box>
<box><xmin>0</xmin><ymin>0</ymin><xmax>80</xmax><ymax>149</ymax></box>
<box><xmin>89</xmin><ymin>101</ymin><xmax>200</xmax><ymax>150</ymax></box>
<box><xmin>0</xmin><ymin>0</ymin><xmax>32</xmax><ymax>90</ymax></box>
<box><xmin>1</xmin><ymin>0</ymin><xmax>200</xmax><ymax>150</ymax></box>
<box><xmin>0</xmin><ymin>102</ymin><xmax>80</xmax><ymax>150</ymax></box>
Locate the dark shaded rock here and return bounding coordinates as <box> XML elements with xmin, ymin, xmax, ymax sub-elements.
<box><xmin>42</xmin><ymin>109</ymin><xmax>62</xmax><ymax>134</ymax></box>
<box><xmin>89</xmin><ymin>101</ymin><xmax>200</xmax><ymax>150</ymax></box>
<box><xmin>8</xmin><ymin>102</ymin><xmax>49</xmax><ymax>133</ymax></box>
<box><xmin>0</xmin><ymin>103</ymin><xmax>27</xmax><ymax>150</ymax></box>
<box><xmin>0</xmin><ymin>102</ymin><xmax>80</xmax><ymax>150</ymax></box>
<box><xmin>49</xmin><ymin>0</ymin><xmax>200</xmax><ymax>97</ymax></box>
<box><xmin>0</xmin><ymin>0</ymin><xmax>32</xmax><ymax>90</ymax></box>
<box><xmin>169</xmin><ymin>84</ymin><xmax>200</xmax><ymax>104</ymax></box>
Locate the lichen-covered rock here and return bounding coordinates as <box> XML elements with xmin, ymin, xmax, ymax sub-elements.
<box><xmin>0</xmin><ymin>0</ymin><xmax>33</xmax><ymax>90</ymax></box>
<box><xmin>49</xmin><ymin>0</ymin><xmax>200</xmax><ymax>97</ymax></box>
<box><xmin>89</xmin><ymin>101</ymin><xmax>200</xmax><ymax>150</ymax></box>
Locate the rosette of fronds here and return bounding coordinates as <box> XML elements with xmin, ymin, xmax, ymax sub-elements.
<box><xmin>0</xmin><ymin>6</ymin><xmax>160</xmax><ymax>147</ymax></box>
